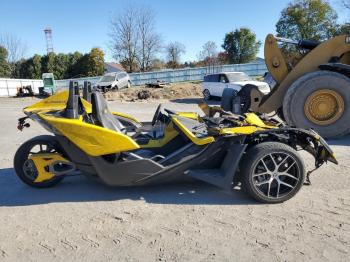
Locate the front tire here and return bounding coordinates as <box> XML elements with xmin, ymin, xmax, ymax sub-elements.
<box><xmin>283</xmin><ymin>71</ymin><xmax>350</xmax><ymax>138</ymax></box>
<box><xmin>14</xmin><ymin>135</ymin><xmax>65</xmax><ymax>188</ymax></box>
<box><xmin>241</xmin><ymin>142</ymin><xmax>305</xmax><ymax>204</ymax></box>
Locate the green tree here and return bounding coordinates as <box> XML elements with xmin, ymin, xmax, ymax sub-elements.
<box><xmin>86</xmin><ymin>47</ymin><xmax>105</xmax><ymax>76</ymax></box>
<box><xmin>19</xmin><ymin>54</ymin><xmax>42</xmax><ymax>79</ymax></box>
<box><xmin>222</xmin><ymin>28</ymin><xmax>261</xmax><ymax>64</ymax></box>
<box><xmin>66</xmin><ymin>52</ymin><xmax>83</xmax><ymax>78</ymax></box>
<box><xmin>41</xmin><ymin>53</ymin><xmax>56</xmax><ymax>77</ymax></box>
<box><xmin>276</xmin><ymin>0</ymin><xmax>338</xmax><ymax>41</ymax></box>
<box><xmin>0</xmin><ymin>45</ymin><xmax>10</xmax><ymax>77</ymax></box>
<box><xmin>54</xmin><ymin>53</ymin><xmax>70</xmax><ymax>79</ymax></box>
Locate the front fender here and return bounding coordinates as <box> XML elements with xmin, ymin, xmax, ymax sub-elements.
<box><xmin>250</xmin><ymin>128</ymin><xmax>338</xmax><ymax>167</ymax></box>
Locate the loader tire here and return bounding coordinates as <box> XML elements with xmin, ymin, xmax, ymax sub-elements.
<box><xmin>221</xmin><ymin>88</ymin><xmax>236</xmax><ymax>112</ymax></box>
<box><xmin>283</xmin><ymin>71</ymin><xmax>350</xmax><ymax>138</ymax></box>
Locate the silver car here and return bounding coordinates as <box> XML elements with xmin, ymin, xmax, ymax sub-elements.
<box><xmin>96</xmin><ymin>72</ymin><xmax>131</xmax><ymax>92</ymax></box>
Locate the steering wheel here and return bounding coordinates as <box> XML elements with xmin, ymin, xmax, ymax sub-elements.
<box><xmin>151</xmin><ymin>104</ymin><xmax>162</xmax><ymax>126</ymax></box>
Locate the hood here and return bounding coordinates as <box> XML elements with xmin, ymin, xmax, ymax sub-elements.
<box><xmin>232</xmin><ymin>80</ymin><xmax>270</xmax><ymax>94</ymax></box>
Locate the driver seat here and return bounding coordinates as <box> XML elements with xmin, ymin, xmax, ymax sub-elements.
<box><xmin>90</xmin><ymin>91</ymin><xmax>125</xmax><ymax>132</ymax></box>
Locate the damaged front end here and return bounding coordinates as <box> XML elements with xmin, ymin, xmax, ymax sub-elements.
<box><xmin>248</xmin><ymin>127</ymin><xmax>338</xmax><ymax>170</ymax></box>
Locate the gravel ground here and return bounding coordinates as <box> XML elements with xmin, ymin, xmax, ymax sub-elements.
<box><xmin>0</xmin><ymin>97</ymin><xmax>349</xmax><ymax>262</ymax></box>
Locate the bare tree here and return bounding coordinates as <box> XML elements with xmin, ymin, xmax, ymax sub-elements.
<box><xmin>343</xmin><ymin>0</ymin><xmax>350</xmax><ymax>9</ymax></box>
<box><xmin>198</xmin><ymin>41</ymin><xmax>218</xmax><ymax>66</ymax></box>
<box><xmin>109</xmin><ymin>6</ymin><xmax>139</xmax><ymax>72</ymax></box>
<box><xmin>136</xmin><ymin>6</ymin><xmax>162</xmax><ymax>72</ymax></box>
<box><xmin>0</xmin><ymin>33</ymin><xmax>27</xmax><ymax>77</ymax></box>
<box><xmin>110</xmin><ymin>5</ymin><xmax>162</xmax><ymax>72</ymax></box>
<box><xmin>165</xmin><ymin>41</ymin><xmax>186</xmax><ymax>69</ymax></box>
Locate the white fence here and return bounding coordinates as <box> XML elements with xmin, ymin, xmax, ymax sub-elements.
<box><xmin>0</xmin><ymin>79</ymin><xmax>44</xmax><ymax>97</ymax></box>
<box><xmin>0</xmin><ymin>62</ymin><xmax>267</xmax><ymax>97</ymax></box>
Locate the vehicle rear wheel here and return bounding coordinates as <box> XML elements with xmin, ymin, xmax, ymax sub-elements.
<box><xmin>241</xmin><ymin>142</ymin><xmax>305</xmax><ymax>204</ymax></box>
<box><xmin>283</xmin><ymin>71</ymin><xmax>350</xmax><ymax>138</ymax></box>
<box><xmin>203</xmin><ymin>89</ymin><xmax>211</xmax><ymax>101</ymax></box>
<box><xmin>14</xmin><ymin>135</ymin><xmax>65</xmax><ymax>188</ymax></box>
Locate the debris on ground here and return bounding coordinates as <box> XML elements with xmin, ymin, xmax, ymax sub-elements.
<box><xmin>16</xmin><ymin>86</ymin><xmax>34</xmax><ymax>97</ymax></box>
<box><xmin>104</xmin><ymin>81</ymin><xmax>203</xmax><ymax>102</ymax></box>
<box><xmin>145</xmin><ymin>80</ymin><xmax>169</xmax><ymax>88</ymax></box>
<box><xmin>137</xmin><ymin>90</ymin><xmax>151</xmax><ymax>100</ymax></box>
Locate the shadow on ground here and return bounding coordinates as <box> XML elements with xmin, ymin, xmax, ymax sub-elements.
<box><xmin>0</xmin><ymin>168</ymin><xmax>256</xmax><ymax>207</ymax></box>
<box><xmin>326</xmin><ymin>134</ymin><xmax>350</xmax><ymax>146</ymax></box>
<box><xmin>170</xmin><ymin>97</ymin><xmax>220</xmax><ymax>105</ymax></box>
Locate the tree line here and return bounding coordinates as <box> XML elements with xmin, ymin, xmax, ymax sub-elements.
<box><xmin>0</xmin><ymin>0</ymin><xmax>349</xmax><ymax>79</ymax></box>
<box><xmin>0</xmin><ymin>42</ymin><xmax>105</xmax><ymax>79</ymax></box>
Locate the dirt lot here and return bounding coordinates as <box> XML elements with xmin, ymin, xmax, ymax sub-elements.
<box><xmin>104</xmin><ymin>81</ymin><xmax>203</xmax><ymax>101</ymax></box>
<box><xmin>0</xmin><ymin>95</ymin><xmax>350</xmax><ymax>262</ymax></box>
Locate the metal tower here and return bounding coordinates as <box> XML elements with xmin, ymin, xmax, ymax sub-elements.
<box><xmin>44</xmin><ymin>27</ymin><xmax>54</xmax><ymax>54</ymax></box>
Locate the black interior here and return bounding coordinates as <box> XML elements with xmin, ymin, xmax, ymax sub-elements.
<box><xmin>90</xmin><ymin>92</ymin><xmax>126</xmax><ymax>132</ymax></box>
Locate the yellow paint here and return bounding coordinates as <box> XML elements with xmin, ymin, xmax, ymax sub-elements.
<box><xmin>30</xmin><ymin>153</ymin><xmax>69</xmax><ymax>183</ymax></box>
<box><xmin>220</xmin><ymin>126</ymin><xmax>266</xmax><ymax>135</ymax></box>
<box><xmin>244</xmin><ymin>113</ymin><xmax>276</xmax><ymax>129</ymax></box>
<box><xmin>264</xmin><ymin>34</ymin><xmax>289</xmax><ymax>84</ymax></box>
<box><xmin>175</xmin><ymin>112</ymin><xmax>199</xmax><ymax>120</ymax></box>
<box><xmin>24</xmin><ymin>90</ymin><xmax>69</xmax><ymax>113</ymax></box>
<box><xmin>81</xmin><ymin>98</ymin><xmax>92</xmax><ymax>113</ymax></box>
<box><xmin>304</xmin><ymin>89</ymin><xmax>344</xmax><ymax>125</ymax></box>
<box><xmin>112</xmin><ymin>112</ymin><xmax>141</xmax><ymax>124</ymax></box>
<box><xmin>40</xmin><ymin>114</ymin><xmax>140</xmax><ymax>156</ymax></box>
<box><xmin>141</xmin><ymin>122</ymin><xmax>179</xmax><ymax>148</ymax></box>
<box><xmin>171</xmin><ymin>117</ymin><xmax>214</xmax><ymax>145</ymax></box>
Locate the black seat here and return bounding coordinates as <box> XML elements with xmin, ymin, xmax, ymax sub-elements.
<box><xmin>91</xmin><ymin>92</ymin><xmax>125</xmax><ymax>132</ymax></box>
<box><xmin>64</xmin><ymin>81</ymin><xmax>80</xmax><ymax>119</ymax></box>
<box><xmin>83</xmin><ymin>81</ymin><xmax>92</xmax><ymax>102</ymax></box>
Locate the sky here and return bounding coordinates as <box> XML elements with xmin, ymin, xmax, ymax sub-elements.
<box><xmin>0</xmin><ymin>0</ymin><xmax>348</xmax><ymax>62</ymax></box>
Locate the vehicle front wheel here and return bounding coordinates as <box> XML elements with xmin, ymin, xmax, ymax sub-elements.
<box><xmin>203</xmin><ymin>89</ymin><xmax>211</xmax><ymax>101</ymax></box>
<box><xmin>241</xmin><ymin>142</ymin><xmax>305</xmax><ymax>204</ymax></box>
<box><xmin>14</xmin><ymin>135</ymin><xmax>65</xmax><ymax>188</ymax></box>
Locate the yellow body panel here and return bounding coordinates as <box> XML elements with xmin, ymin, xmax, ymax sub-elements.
<box><xmin>112</xmin><ymin>111</ymin><xmax>141</xmax><ymax>124</ymax></box>
<box><xmin>30</xmin><ymin>153</ymin><xmax>69</xmax><ymax>182</ymax></box>
<box><xmin>220</xmin><ymin>126</ymin><xmax>267</xmax><ymax>135</ymax></box>
<box><xmin>244</xmin><ymin>113</ymin><xmax>276</xmax><ymax>129</ymax></box>
<box><xmin>40</xmin><ymin>114</ymin><xmax>140</xmax><ymax>156</ymax></box>
<box><xmin>141</xmin><ymin>122</ymin><xmax>179</xmax><ymax>148</ymax></box>
<box><xmin>24</xmin><ymin>90</ymin><xmax>69</xmax><ymax>113</ymax></box>
<box><xmin>175</xmin><ymin>112</ymin><xmax>199</xmax><ymax>120</ymax></box>
<box><xmin>81</xmin><ymin>99</ymin><xmax>92</xmax><ymax>113</ymax></box>
<box><xmin>171</xmin><ymin>117</ymin><xmax>215</xmax><ymax>145</ymax></box>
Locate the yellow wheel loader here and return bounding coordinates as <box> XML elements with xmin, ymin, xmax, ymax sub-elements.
<box><xmin>231</xmin><ymin>34</ymin><xmax>350</xmax><ymax>139</ymax></box>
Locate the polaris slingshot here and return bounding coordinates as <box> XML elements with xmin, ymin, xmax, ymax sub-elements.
<box><xmin>14</xmin><ymin>81</ymin><xmax>337</xmax><ymax>203</ymax></box>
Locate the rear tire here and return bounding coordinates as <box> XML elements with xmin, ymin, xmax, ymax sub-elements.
<box><xmin>14</xmin><ymin>135</ymin><xmax>64</xmax><ymax>188</ymax></box>
<box><xmin>283</xmin><ymin>71</ymin><xmax>350</xmax><ymax>138</ymax></box>
<box><xmin>241</xmin><ymin>142</ymin><xmax>305</xmax><ymax>204</ymax></box>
